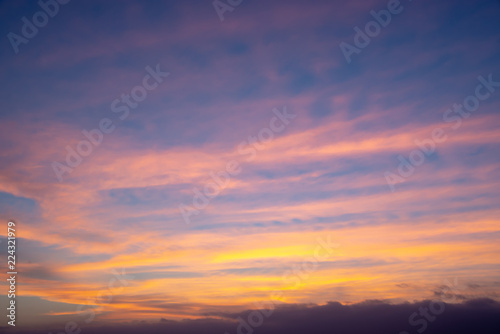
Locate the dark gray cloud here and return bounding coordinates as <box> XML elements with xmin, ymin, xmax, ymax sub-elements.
<box><xmin>7</xmin><ymin>298</ymin><xmax>500</xmax><ymax>334</ymax></box>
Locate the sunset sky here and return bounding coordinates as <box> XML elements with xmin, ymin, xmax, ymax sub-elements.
<box><xmin>1</xmin><ymin>0</ymin><xmax>500</xmax><ymax>333</ymax></box>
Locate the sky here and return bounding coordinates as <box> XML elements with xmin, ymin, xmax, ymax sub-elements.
<box><xmin>0</xmin><ymin>0</ymin><xmax>500</xmax><ymax>333</ymax></box>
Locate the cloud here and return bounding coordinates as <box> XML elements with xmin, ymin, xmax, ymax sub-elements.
<box><xmin>1</xmin><ymin>0</ymin><xmax>500</xmax><ymax>328</ymax></box>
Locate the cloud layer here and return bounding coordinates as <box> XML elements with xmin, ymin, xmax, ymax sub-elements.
<box><xmin>0</xmin><ymin>0</ymin><xmax>500</xmax><ymax>330</ymax></box>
